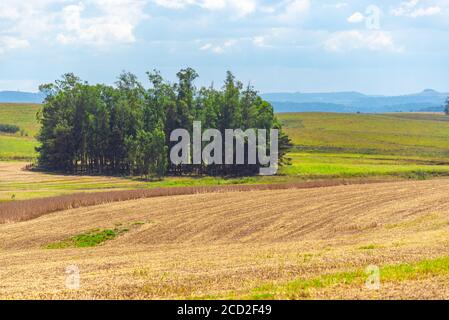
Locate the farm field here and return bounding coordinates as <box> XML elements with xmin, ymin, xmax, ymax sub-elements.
<box><xmin>1</xmin><ymin>178</ymin><xmax>449</xmax><ymax>299</ymax></box>
<box><xmin>277</xmin><ymin>112</ymin><xmax>449</xmax><ymax>156</ymax></box>
<box><xmin>0</xmin><ymin>103</ymin><xmax>41</xmax><ymax>136</ymax></box>
<box><xmin>0</xmin><ymin>162</ymin><xmax>268</xmax><ymax>202</ymax></box>
<box><xmin>3</xmin><ymin>104</ymin><xmax>449</xmax><ymax>201</ymax></box>
<box><xmin>0</xmin><ymin>136</ymin><xmax>37</xmax><ymax>161</ymax></box>
<box><xmin>0</xmin><ymin>103</ymin><xmax>40</xmax><ymax>161</ymax></box>
<box><xmin>2</xmin><ymin>104</ymin><xmax>449</xmax><ymax>299</ymax></box>
<box><xmin>284</xmin><ymin>152</ymin><xmax>449</xmax><ymax>179</ymax></box>
<box><xmin>3</xmin><ymin>0</ymin><xmax>449</xmax><ymax>303</ymax></box>
<box><xmin>1</xmin><ymin>158</ymin><xmax>444</xmax><ymax>202</ymax></box>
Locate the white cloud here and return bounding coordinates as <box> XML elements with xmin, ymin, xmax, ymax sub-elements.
<box><xmin>391</xmin><ymin>0</ymin><xmax>441</xmax><ymax>17</ymax></box>
<box><xmin>347</xmin><ymin>12</ymin><xmax>365</xmax><ymax>24</ymax></box>
<box><xmin>0</xmin><ymin>1</ymin><xmax>56</xmax><ymax>39</ymax></box>
<box><xmin>212</xmin><ymin>46</ymin><xmax>224</xmax><ymax>54</ymax></box>
<box><xmin>153</xmin><ymin>0</ymin><xmax>256</xmax><ymax>17</ymax></box>
<box><xmin>391</xmin><ymin>0</ymin><xmax>419</xmax><ymax>16</ymax></box>
<box><xmin>199</xmin><ymin>39</ymin><xmax>236</xmax><ymax>54</ymax></box>
<box><xmin>230</xmin><ymin>0</ymin><xmax>256</xmax><ymax>17</ymax></box>
<box><xmin>0</xmin><ymin>0</ymin><xmax>148</xmax><ymax>50</ymax></box>
<box><xmin>199</xmin><ymin>43</ymin><xmax>213</xmax><ymax>50</ymax></box>
<box><xmin>200</xmin><ymin>0</ymin><xmax>226</xmax><ymax>10</ymax></box>
<box><xmin>278</xmin><ymin>0</ymin><xmax>310</xmax><ymax>23</ymax></box>
<box><xmin>252</xmin><ymin>36</ymin><xmax>266</xmax><ymax>47</ymax></box>
<box><xmin>154</xmin><ymin>0</ymin><xmax>193</xmax><ymax>9</ymax></box>
<box><xmin>0</xmin><ymin>3</ymin><xmax>21</xmax><ymax>20</ymax></box>
<box><xmin>259</xmin><ymin>5</ymin><xmax>276</xmax><ymax>13</ymax></box>
<box><xmin>324</xmin><ymin>30</ymin><xmax>402</xmax><ymax>53</ymax></box>
<box><xmin>408</xmin><ymin>6</ymin><xmax>441</xmax><ymax>16</ymax></box>
<box><xmin>223</xmin><ymin>39</ymin><xmax>236</xmax><ymax>47</ymax></box>
<box><xmin>0</xmin><ymin>36</ymin><xmax>30</xmax><ymax>54</ymax></box>
<box><xmin>56</xmin><ymin>0</ymin><xmax>148</xmax><ymax>46</ymax></box>
<box><xmin>322</xmin><ymin>2</ymin><xmax>348</xmax><ymax>9</ymax></box>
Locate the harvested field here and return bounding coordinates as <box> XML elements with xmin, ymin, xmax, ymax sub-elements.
<box><xmin>0</xmin><ymin>162</ymin><xmax>147</xmax><ymax>201</ymax></box>
<box><xmin>0</xmin><ymin>179</ymin><xmax>391</xmax><ymax>224</ymax></box>
<box><xmin>1</xmin><ymin>179</ymin><xmax>449</xmax><ymax>299</ymax></box>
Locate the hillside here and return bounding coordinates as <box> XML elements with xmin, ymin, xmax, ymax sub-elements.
<box><xmin>278</xmin><ymin>112</ymin><xmax>449</xmax><ymax>157</ymax></box>
<box><xmin>4</xmin><ymin>103</ymin><xmax>449</xmax><ymax>159</ymax></box>
<box><xmin>2</xmin><ymin>89</ymin><xmax>447</xmax><ymax>113</ymax></box>
<box><xmin>263</xmin><ymin>89</ymin><xmax>448</xmax><ymax>113</ymax></box>
<box><xmin>0</xmin><ymin>103</ymin><xmax>41</xmax><ymax>136</ymax></box>
<box><xmin>3</xmin><ymin>104</ymin><xmax>449</xmax><ymax>300</ymax></box>
<box><xmin>0</xmin><ymin>104</ymin><xmax>40</xmax><ymax>160</ymax></box>
<box><xmin>3</xmin><ymin>104</ymin><xmax>449</xmax><ymax>181</ymax></box>
<box><xmin>1</xmin><ymin>179</ymin><xmax>449</xmax><ymax>299</ymax></box>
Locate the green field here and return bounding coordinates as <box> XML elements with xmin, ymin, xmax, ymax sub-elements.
<box><xmin>278</xmin><ymin>112</ymin><xmax>449</xmax><ymax>157</ymax></box>
<box><xmin>0</xmin><ymin>104</ymin><xmax>40</xmax><ymax>160</ymax></box>
<box><xmin>0</xmin><ymin>135</ymin><xmax>38</xmax><ymax>160</ymax></box>
<box><xmin>284</xmin><ymin>152</ymin><xmax>449</xmax><ymax>179</ymax></box>
<box><xmin>275</xmin><ymin>112</ymin><xmax>449</xmax><ymax>179</ymax></box>
<box><xmin>0</xmin><ymin>103</ymin><xmax>41</xmax><ymax>136</ymax></box>
<box><xmin>2</xmin><ymin>104</ymin><xmax>449</xmax><ymax>181</ymax></box>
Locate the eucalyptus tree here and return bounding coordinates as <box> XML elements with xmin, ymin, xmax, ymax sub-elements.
<box><xmin>37</xmin><ymin>69</ymin><xmax>292</xmax><ymax>178</ymax></box>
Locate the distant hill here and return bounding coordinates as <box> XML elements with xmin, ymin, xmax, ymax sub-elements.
<box><xmin>2</xmin><ymin>89</ymin><xmax>448</xmax><ymax>112</ymax></box>
<box><xmin>262</xmin><ymin>89</ymin><xmax>448</xmax><ymax>113</ymax></box>
<box><xmin>271</xmin><ymin>102</ymin><xmax>351</xmax><ymax>113</ymax></box>
<box><xmin>0</xmin><ymin>91</ymin><xmax>44</xmax><ymax>104</ymax></box>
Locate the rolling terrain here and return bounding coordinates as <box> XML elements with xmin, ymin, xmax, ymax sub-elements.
<box><xmin>4</xmin><ymin>104</ymin><xmax>449</xmax><ymax>202</ymax></box>
<box><xmin>277</xmin><ymin>112</ymin><xmax>449</xmax><ymax>156</ymax></box>
<box><xmin>2</xmin><ymin>104</ymin><xmax>449</xmax><ymax>299</ymax></box>
<box><xmin>3</xmin><ymin>89</ymin><xmax>446</xmax><ymax>112</ymax></box>
<box><xmin>1</xmin><ymin>179</ymin><xmax>449</xmax><ymax>299</ymax></box>
<box><xmin>0</xmin><ymin>103</ymin><xmax>40</xmax><ymax>160</ymax></box>
<box><xmin>263</xmin><ymin>89</ymin><xmax>448</xmax><ymax>113</ymax></box>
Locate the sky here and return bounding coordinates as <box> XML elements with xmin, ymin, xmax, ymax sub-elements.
<box><xmin>0</xmin><ymin>0</ymin><xmax>448</xmax><ymax>95</ymax></box>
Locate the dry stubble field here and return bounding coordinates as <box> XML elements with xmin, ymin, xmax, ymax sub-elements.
<box><xmin>1</xmin><ymin>174</ymin><xmax>449</xmax><ymax>299</ymax></box>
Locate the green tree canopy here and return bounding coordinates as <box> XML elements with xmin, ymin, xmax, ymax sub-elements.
<box><xmin>37</xmin><ymin>69</ymin><xmax>292</xmax><ymax>177</ymax></box>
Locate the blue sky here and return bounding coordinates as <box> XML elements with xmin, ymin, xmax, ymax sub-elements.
<box><xmin>0</xmin><ymin>0</ymin><xmax>448</xmax><ymax>94</ymax></box>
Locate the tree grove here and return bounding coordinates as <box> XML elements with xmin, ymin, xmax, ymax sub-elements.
<box><xmin>37</xmin><ymin>69</ymin><xmax>292</xmax><ymax>177</ymax></box>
